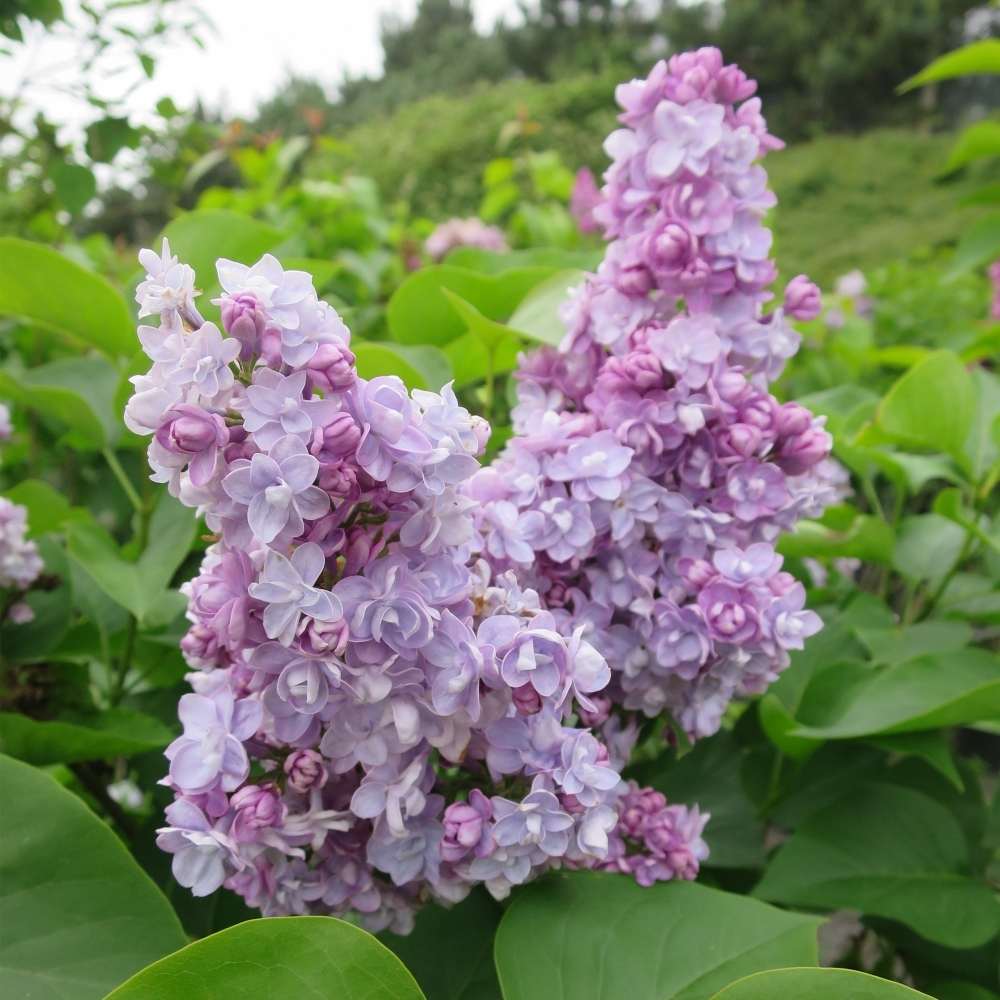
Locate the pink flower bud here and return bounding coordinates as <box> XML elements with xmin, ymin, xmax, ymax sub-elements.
<box><xmin>783</xmin><ymin>274</ymin><xmax>821</xmax><ymax>321</ymax></box>
<box><xmin>283</xmin><ymin>749</ymin><xmax>328</xmax><ymax>793</ymax></box>
<box><xmin>512</xmin><ymin>684</ymin><xmax>543</xmax><ymax>715</ymax></box>
<box><xmin>220</xmin><ymin>292</ymin><xmax>267</xmax><ymax>359</ymax></box>
<box><xmin>306</xmin><ymin>341</ymin><xmax>357</xmax><ymax>394</ymax></box>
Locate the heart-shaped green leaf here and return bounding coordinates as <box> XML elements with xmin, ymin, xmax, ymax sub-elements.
<box><xmin>105</xmin><ymin>916</ymin><xmax>425</xmax><ymax>1000</ymax></box>
<box><xmin>0</xmin><ymin>754</ymin><xmax>186</xmax><ymax>1000</ymax></box>
<box><xmin>494</xmin><ymin>872</ymin><xmax>820</xmax><ymax>1000</ymax></box>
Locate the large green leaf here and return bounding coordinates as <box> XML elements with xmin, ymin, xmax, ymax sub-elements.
<box><xmin>381</xmin><ymin>890</ymin><xmax>501</xmax><ymax>1000</ymax></box>
<box><xmin>505</xmin><ymin>269</ymin><xmax>583</xmax><ymax>346</ymax></box>
<box><xmin>2</xmin><ymin>479</ymin><xmax>84</xmax><ymax>536</ymax></box>
<box><xmin>0</xmin><ymin>357</ymin><xmax>122</xmax><ymax>450</ymax></box>
<box><xmin>892</xmin><ymin>514</ymin><xmax>967</xmax><ymax>586</ymax></box>
<box><xmin>899</xmin><ymin>39</ymin><xmax>1000</xmax><ymax>91</ymax></box>
<box><xmin>387</xmin><ymin>265</ymin><xmax>555</xmax><ymax>346</ymax></box>
<box><xmin>947</xmin><ymin>212</ymin><xmax>1000</xmax><ymax>279</ymax></box>
<box><xmin>942</xmin><ymin>121</ymin><xmax>1000</xmax><ymax>174</ymax></box>
<box><xmin>754</xmin><ymin>782</ymin><xmax>1000</xmax><ymax>948</ymax></box>
<box><xmin>353</xmin><ymin>342</ymin><xmax>453</xmax><ymax>390</ymax></box>
<box><xmin>0</xmin><ymin>753</ymin><xmax>186</xmax><ymax>1000</ymax></box>
<box><xmin>67</xmin><ymin>495</ymin><xmax>197</xmax><ymax>626</ymax></box>
<box><xmin>709</xmin><ymin>968</ymin><xmax>932</xmax><ymax>998</ymax></box>
<box><xmin>0</xmin><ymin>709</ymin><xmax>174</xmax><ymax>765</ymax></box>
<box><xmin>494</xmin><ymin>872</ymin><xmax>820</xmax><ymax>1000</ymax></box>
<box><xmin>876</xmin><ymin>351</ymin><xmax>975</xmax><ymax>466</ymax></box>
<box><xmin>105</xmin><ymin>916</ymin><xmax>425</xmax><ymax>1000</ymax></box>
<box><xmin>0</xmin><ymin>238</ymin><xmax>134</xmax><ymax>357</ymax></box>
<box><xmin>790</xmin><ymin>648</ymin><xmax>1000</xmax><ymax>740</ymax></box>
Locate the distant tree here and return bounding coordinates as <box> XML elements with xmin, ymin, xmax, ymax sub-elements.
<box><xmin>660</xmin><ymin>0</ymin><xmax>982</xmax><ymax>137</ymax></box>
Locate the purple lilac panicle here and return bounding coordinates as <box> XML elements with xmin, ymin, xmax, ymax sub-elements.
<box><xmin>135</xmin><ymin>243</ymin><xmax>702</xmax><ymax>931</ymax></box>
<box><xmin>467</xmin><ymin>45</ymin><xmax>831</xmax><ymax>742</ymax></box>
<box><xmin>139</xmin><ymin>48</ymin><xmax>832</xmax><ymax>931</ymax></box>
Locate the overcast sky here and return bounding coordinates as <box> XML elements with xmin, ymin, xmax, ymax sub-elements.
<box><xmin>2</xmin><ymin>0</ymin><xmax>524</xmax><ymax>130</ymax></box>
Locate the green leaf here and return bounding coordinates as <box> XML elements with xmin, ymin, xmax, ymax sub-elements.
<box><xmin>381</xmin><ymin>890</ymin><xmax>501</xmax><ymax>1000</ymax></box>
<box><xmin>867</xmin><ymin>731</ymin><xmax>963</xmax><ymax>791</ymax></box>
<box><xmin>2</xmin><ymin>479</ymin><xmax>82</xmax><ymax>535</ymax></box>
<box><xmin>790</xmin><ymin>648</ymin><xmax>1000</xmax><ymax>740</ymax></box>
<box><xmin>892</xmin><ymin>514</ymin><xmax>967</xmax><ymax>586</ymax></box>
<box><xmin>158</xmin><ymin>211</ymin><xmax>285</xmax><ymax>313</ymax></box>
<box><xmin>444</xmin><ymin>247</ymin><xmax>601</xmax><ymax>274</ymax></box>
<box><xmin>941</xmin><ymin>121</ymin><xmax>1000</xmax><ymax>174</ymax></box>
<box><xmin>0</xmin><ymin>585</ymin><xmax>73</xmax><ymax>662</ymax></box>
<box><xmin>506</xmin><ymin>269</ymin><xmax>583</xmax><ymax>346</ymax></box>
<box><xmin>948</xmin><ymin>212</ymin><xmax>1000</xmax><ymax>278</ymax></box>
<box><xmin>0</xmin><ymin>238</ymin><xmax>134</xmax><ymax>357</ymax></box>
<box><xmin>0</xmin><ymin>709</ymin><xmax>174</xmax><ymax>765</ymax></box>
<box><xmin>630</xmin><ymin>731</ymin><xmax>764</xmax><ymax>869</ymax></box>
<box><xmin>494</xmin><ymin>872</ymin><xmax>820</xmax><ymax>1000</ymax></box>
<box><xmin>854</xmin><ymin>621</ymin><xmax>973</xmax><ymax>665</ymax></box>
<box><xmin>67</xmin><ymin>494</ymin><xmax>196</xmax><ymax>625</ymax></box>
<box><xmin>353</xmin><ymin>342</ymin><xmax>452</xmax><ymax>391</ymax></box>
<box><xmin>754</xmin><ymin>782</ymin><xmax>1000</xmax><ymax>948</ymax></box>
<box><xmin>877</xmin><ymin>351</ymin><xmax>975</xmax><ymax>465</ymax></box>
<box><xmin>443</xmin><ymin>329</ymin><xmax>520</xmax><ymax>388</ymax></box>
<box><xmin>387</xmin><ymin>266</ymin><xmax>555</xmax><ymax>346</ymax></box>
<box><xmin>50</xmin><ymin>162</ymin><xmax>97</xmax><ymax>215</ymax></box>
<box><xmin>0</xmin><ymin>357</ymin><xmax>122</xmax><ymax>450</ymax></box>
<box><xmin>0</xmin><ymin>753</ymin><xmax>186</xmax><ymax>999</ymax></box>
<box><xmin>777</xmin><ymin>509</ymin><xmax>894</xmax><ymax>565</ymax></box>
<box><xmin>926</xmin><ymin>981</ymin><xmax>1000</xmax><ymax>1000</ymax></box>
<box><xmin>709</xmin><ymin>967</ymin><xmax>932</xmax><ymax>999</ymax></box>
<box><xmin>85</xmin><ymin>116</ymin><xmax>141</xmax><ymax>162</ymax></box>
<box><xmin>105</xmin><ymin>916</ymin><xmax>425</xmax><ymax>1000</ymax></box>
<box><xmin>899</xmin><ymin>39</ymin><xmax>1000</xmax><ymax>91</ymax></box>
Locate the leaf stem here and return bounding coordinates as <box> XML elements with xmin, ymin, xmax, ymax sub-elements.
<box><xmin>103</xmin><ymin>448</ymin><xmax>144</xmax><ymax>513</ymax></box>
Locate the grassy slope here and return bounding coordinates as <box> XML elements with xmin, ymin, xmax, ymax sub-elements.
<box><xmin>767</xmin><ymin>128</ymin><xmax>984</xmax><ymax>286</ymax></box>
<box><xmin>339</xmin><ymin>74</ymin><xmax>986</xmax><ymax>286</ymax></box>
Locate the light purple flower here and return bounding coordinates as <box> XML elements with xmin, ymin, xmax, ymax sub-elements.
<box><xmin>351</xmin><ymin>756</ymin><xmax>431</xmax><ymax>837</ymax></box>
<box><xmin>492</xmin><ymin>787</ymin><xmax>573</xmax><ymax>857</ymax></box>
<box><xmin>156</xmin><ymin>798</ymin><xmax>240</xmax><ymax>897</ymax></box>
<box><xmin>555</xmin><ymin>732</ymin><xmax>620</xmax><ymax>806</ymax></box>
<box><xmin>165</xmin><ymin>690</ymin><xmax>261</xmax><ymax>794</ymax></box>
<box><xmin>243</xmin><ymin>369</ymin><xmax>340</xmax><ymax>450</ymax></box>
<box><xmin>223</xmin><ymin>435</ymin><xmax>330</xmax><ymax>543</ymax></box>
<box><xmin>333</xmin><ymin>555</ymin><xmax>439</xmax><ymax>654</ymax></box>
<box><xmin>248</xmin><ymin>543</ymin><xmax>341</xmax><ymax>645</ymax></box>
<box><xmin>648</xmin><ymin>315</ymin><xmax>721</xmax><ymax>388</ymax></box>
<box><xmin>520</xmin><ymin>496</ymin><xmax>595</xmax><ymax>563</ymax></box>
<box><xmin>546</xmin><ymin>432</ymin><xmax>634</xmax><ymax>502</ymax></box>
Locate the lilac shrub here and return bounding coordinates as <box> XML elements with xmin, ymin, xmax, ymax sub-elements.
<box><xmin>468</xmin><ymin>46</ymin><xmax>834</xmax><ymax>742</ymax></box>
<box><xmin>424</xmin><ymin>218</ymin><xmax>509</xmax><ymax>262</ymax></box>
<box><xmin>130</xmin><ymin>244</ymin><xmax>705</xmax><ymax>931</ymax></box>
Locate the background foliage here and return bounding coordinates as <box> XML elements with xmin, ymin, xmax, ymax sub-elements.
<box><xmin>1</xmin><ymin>2</ymin><xmax>999</xmax><ymax>999</ymax></box>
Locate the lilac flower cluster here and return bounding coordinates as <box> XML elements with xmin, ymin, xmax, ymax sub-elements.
<box><xmin>425</xmin><ymin>218</ymin><xmax>509</xmax><ymax>262</ymax></box>
<box><xmin>0</xmin><ymin>497</ymin><xmax>43</xmax><ymax>594</ymax></box>
<box><xmin>132</xmin><ymin>239</ymin><xmax>704</xmax><ymax>930</ymax></box>
<box><xmin>467</xmin><ymin>47</ymin><xmax>833</xmax><ymax>741</ymax></box>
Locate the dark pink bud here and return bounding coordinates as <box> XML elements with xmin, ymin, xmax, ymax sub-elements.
<box><xmin>778</xmin><ymin>427</ymin><xmax>830</xmax><ymax>475</ymax></box>
<box><xmin>283</xmin><ymin>749</ymin><xmax>328</xmax><ymax>793</ymax></box>
<box><xmin>306</xmin><ymin>341</ymin><xmax>357</xmax><ymax>394</ymax></box>
<box><xmin>512</xmin><ymin>684</ymin><xmax>543</xmax><ymax>715</ymax></box>
<box><xmin>776</xmin><ymin>402</ymin><xmax>813</xmax><ymax>438</ymax></box>
<box><xmin>220</xmin><ymin>293</ymin><xmax>267</xmax><ymax>359</ymax></box>
<box><xmin>311</xmin><ymin>412</ymin><xmax>361</xmax><ymax>462</ymax></box>
<box><xmin>441</xmin><ymin>794</ymin><xmax>491</xmax><ymax>863</ymax></box>
<box><xmin>783</xmin><ymin>274</ymin><xmax>822</xmax><ymax>321</ymax></box>
<box><xmin>577</xmin><ymin>693</ymin><xmax>612</xmax><ymax>727</ymax></box>
<box><xmin>156</xmin><ymin>404</ymin><xmax>227</xmax><ymax>455</ymax></box>
<box><xmin>615</xmin><ymin>263</ymin><xmax>654</xmax><ymax>297</ymax></box>
<box><xmin>647</xmin><ymin>222</ymin><xmax>695</xmax><ymax>276</ymax></box>
<box><xmin>716</xmin><ymin>422</ymin><xmax>762</xmax><ymax>460</ymax></box>
<box><xmin>230</xmin><ymin>782</ymin><xmax>285</xmax><ymax>841</ymax></box>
